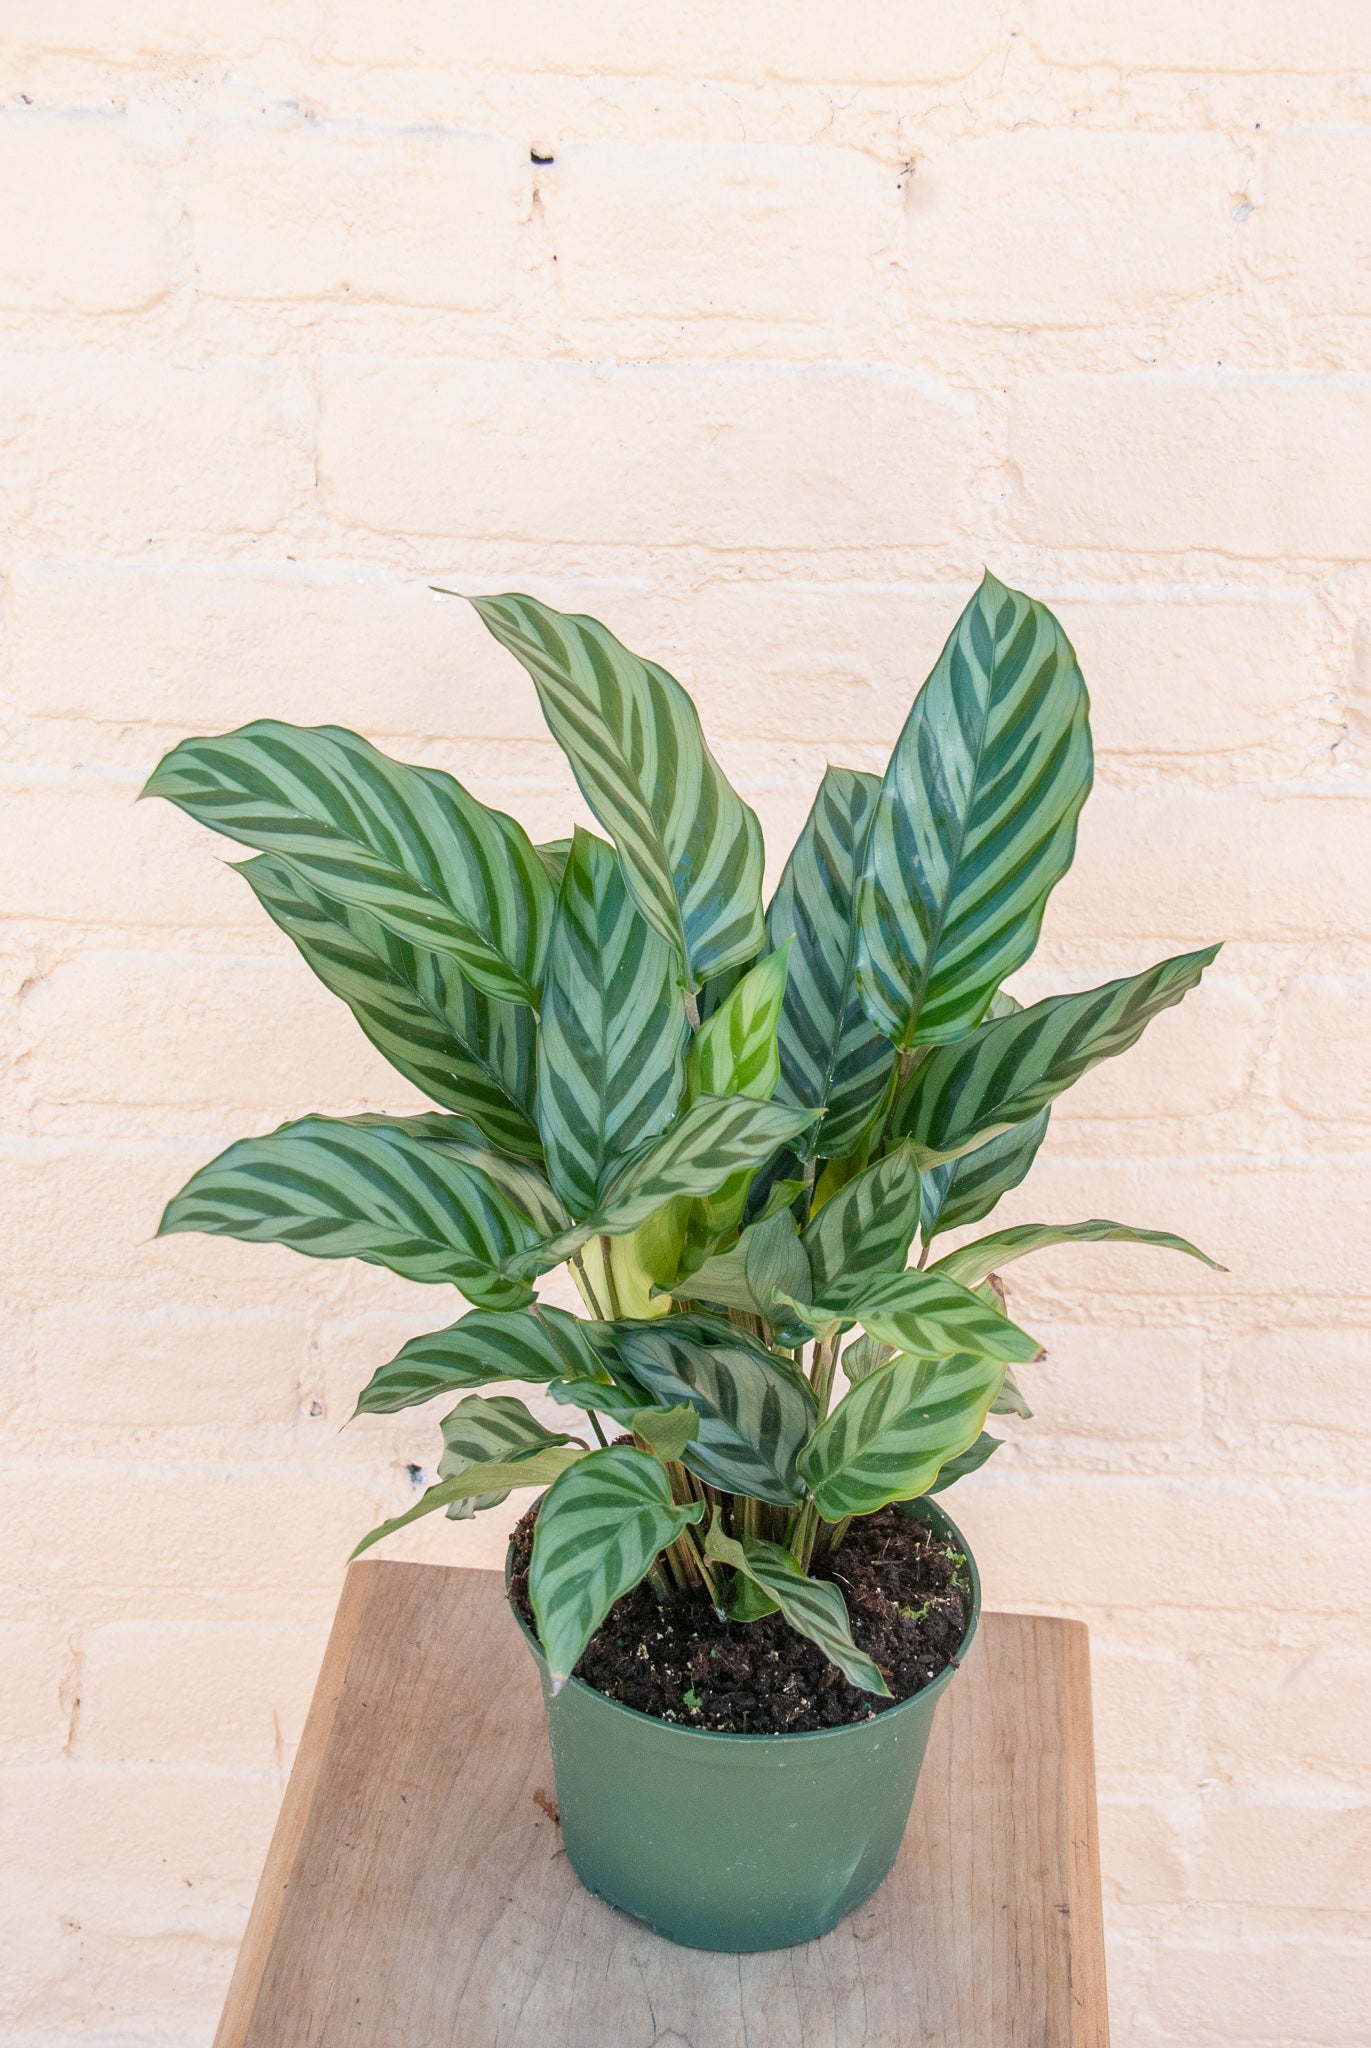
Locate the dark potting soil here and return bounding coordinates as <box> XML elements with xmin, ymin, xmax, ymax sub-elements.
<box><xmin>507</xmin><ymin>1500</ymin><xmax>971</xmax><ymax>1734</ymax></box>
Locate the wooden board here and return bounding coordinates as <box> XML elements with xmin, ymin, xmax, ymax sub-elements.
<box><xmin>216</xmin><ymin>1562</ymin><xmax>1109</xmax><ymax>2048</ymax></box>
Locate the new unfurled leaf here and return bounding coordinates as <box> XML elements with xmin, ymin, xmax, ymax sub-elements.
<box><xmin>630</xmin><ymin>1403</ymin><xmax>700</xmax><ymax>1463</ymax></box>
<box><xmin>767</xmin><ymin>766</ymin><xmax>895</xmax><ymax>1158</ymax></box>
<box><xmin>893</xmin><ymin>947</ymin><xmax>1222</xmax><ymax>1166</ymax></box>
<box><xmin>799</xmin><ymin>1353</ymin><xmax>1006</xmax><ymax>1520</ymax></box>
<box><xmin>530</xmin><ymin>1447</ymin><xmax>705</xmax><ymax>1687</ymax></box>
<box><xmin>158</xmin><ymin>1114</ymin><xmax>540</xmax><ymax>1308</ymax></box>
<box><xmin>856</xmin><ymin>573</ymin><xmax>1093</xmax><ymax>1050</ymax></box>
<box><xmin>801</xmin><ymin>1143</ymin><xmax>922</xmax><ymax>1306</ymax></box>
<box><xmin>841</xmin><ymin>1333</ymin><xmax>896</xmax><ymax>1385</ymax></box>
<box><xmin>587</xmin><ymin>1094</ymin><xmax>816</xmax><ymax>1243</ymax></box>
<box><xmin>349</xmin><ymin>1443</ymin><xmax>588</xmax><ymax>1559</ymax></box>
<box><xmin>687</xmin><ymin>945</ymin><xmax>791</xmax><ymax>1103</ymax></box>
<box><xmin>238</xmin><ymin>855</ymin><xmax>542</xmax><ymax>1157</ymax></box>
<box><xmin>615</xmin><ymin>1314</ymin><xmax>816</xmax><ymax>1506</ymax></box>
<box><xmin>353</xmin><ymin>1306</ymin><xmax>612</xmax><ymax>1415</ymax></box>
<box><xmin>145</xmin><ymin>721</ymin><xmax>554</xmax><ymax>1008</ymax></box>
<box><xmin>467</xmin><ymin>594</ymin><xmax>765</xmax><ymax>989</ymax></box>
<box><xmin>683</xmin><ymin>1210</ymin><xmax>813</xmax><ymax>1326</ymax></box>
<box><xmin>703</xmin><ymin>1519</ymin><xmax>890</xmax><ymax>1696</ymax></box>
<box><xmin>930</xmin><ymin>1218</ymin><xmax>1224</xmax><ymax>1290</ymax></box>
<box><xmin>537</xmin><ymin>829</ymin><xmax>686</xmax><ymax>1216</ymax></box>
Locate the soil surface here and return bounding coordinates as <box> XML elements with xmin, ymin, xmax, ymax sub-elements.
<box><xmin>508</xmin><ymin>1500</ymin><xmax>971</xmax><ymax>1734</ymax></box>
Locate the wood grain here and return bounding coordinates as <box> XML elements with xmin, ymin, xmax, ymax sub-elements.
<box><xmin>215</xmin><ymin>1564</ymin><xmax>1109</xmax><ymax>2048</ymax></box>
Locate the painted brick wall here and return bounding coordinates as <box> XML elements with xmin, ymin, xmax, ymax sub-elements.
<box><xmin>1</xmin><ymin>6</ymin><xmax>1369</xmax><ymax>2042</ymax></box>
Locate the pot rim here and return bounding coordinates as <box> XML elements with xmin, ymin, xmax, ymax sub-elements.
<box><xmin>506</xmin><ymin>1492</ymin><xmax>981</xmax><ymax>1747</ymax></box>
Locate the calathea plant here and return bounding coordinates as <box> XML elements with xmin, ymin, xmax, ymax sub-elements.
<box><xmin>146</xmin><ymin>573</ymin><xmax>1220</xmax><ymax>1698</ymax></box>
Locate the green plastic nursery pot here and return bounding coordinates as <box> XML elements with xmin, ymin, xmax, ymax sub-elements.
<box><xmin>507</xmin><ymin>1497</ymin><xmax>980</xmax><ymax>1953</ymax></box>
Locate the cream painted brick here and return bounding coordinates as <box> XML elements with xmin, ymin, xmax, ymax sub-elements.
<box><xmin>318</xmin><ymin>357</ymin><xmax>974</xmax><ymax>546</ymax></box>
<box><xmin>7</xmin><ymin>564</ymin><xmax>551</xmax><ymax>739</ymax></box>
<box><xmin>1051</xmin><ymin>593</ymin><xmax>1320</xmax><ymax>757</ymax></box>
<box><xmin>949</xmin><ymin>1477</ymin><xmax>1371</xmax><ymax>1616</ymax></box>
<box><xmin>1038</xmin><ymin>975</ymin><xmax>1260</xmax><ymax>1120</ymax></box>
<box><xmin>1017</xmin><ymin>1321</ymin><xmax>1205</xmax><ymax>1441</ymax></box>
<box><xmin>2</xmin><ymin>1915</ymin><xmax>233</xmax><ymax>2037</ymax></box>
<box><xmin>1223</xmin><ymin>1328</ymin><xmax>1369</xmax><ymax>1435</ymax></box>
<box><xmin>1147</xmin><ymin>1939</ymin><xmax>1371</xmax><ymax>2047</ymax></box>
<box><xmin>1196</xmin><ymin>1650</ymin><xmax>1371</xmax><ymax>1790</ymax></box>
<box><xmin>31</xmin><ymin>1306</ymin><xmax>307</xmax><ymax>1428</ymax></box>
<box><xmin>190</xmin><ymin>123</ymin><xmax>525</xmax><ymax>309</ymax></box>
<box><xmin>903</xmin><ymin>131</ymin><xmax>1236</xmax><ymax>326</ymax></box>
<box><xmin>1028</xmin><ymin>0</ymin><xmax>1371</xmax><ymax>72</ymax></box>
<box><xmin>986</xmin><ymin>1157</ymin><xmax>1371</xmax><ymax>1299</ymax></box>
<box><xmin>549</xmin><ymin>143</ymin><xmax>885</xmax><ymax>325</ymax></box>
<box><xmin>322</xmin><ymin>1</ymin><xmax>998</xmax><ymax>83</ymax></box>
<box><xmin>1195</xmin><ymin>1801</ymin><xmax>1371</xmax><ymax>1912</ymax></box>
<box><xmin>1252</xmin><ymin>128</ymin><xmax>1371</xmax><ymax>317</ymax></box>
<box><xmin>0</xmin><ymin>0</ymin><xmax>321</xmax><ymax>57</ymax></box>
<box><xmin>1279</xmin><ymin>977</ymin><xmax>1371</xmax><ymax>1122</ymax></box>
<box><xmin>2</xmin><ymin>1462</ymin><xmax>382</xmax><ymax>1621</ymax></box>
<box><xmin>77</xmin><ymin>1621</ymin><xmax>326</xmax><ymax>1766</ymax></box>
<box><xmin>1096</xmin><ymin>1800</ymin><xmax>1189</xmax><ymax>1905</ymax></box>
<box><xmin>0</xmin><ymin>782</ymin><xmax>264</xmax><ymax>930</ymax></box>
<box><xmin>0</xmin><ymin>354</ymin><xmax>298</xmax><ymax>544</ymax></box>
<box><xmin>1010</xmin><ymin>375</ymin><xmax>1371</xmax><ymax>561</ymax></box>
<box><xmin>0</xmin><ymin>1765</ymin><xmax>281</xmax><ymax>1912</ymax></box>
<box><xmin>0</xmin><ymin>1624</ymin><xmax>72</xmax><ymax>1758</ymax></box>
<box><xmin>1055</xmin><ymin>788</ymin><xmax>1371</xmax><ymax>941</ymax></box>
<box><xmin>18</xmin><ymin>949</ymin><xmax>422</xmax><ymax>1112</ymax></box>
<box><xmin>1090</xmin><ymin>1646</ymin><xmax>1198</xmax><ymax>1780</ymax></box>
<box><xmin>0</xmin><ymin>112</ymin><xmax>176</xmax><ymax>313</ymax></box>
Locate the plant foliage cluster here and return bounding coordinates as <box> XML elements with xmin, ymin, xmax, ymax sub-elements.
<box><xmin>148</xmin><ymin>574</ymin><xmax>1220</xmax><ymax>1694</ymax></box>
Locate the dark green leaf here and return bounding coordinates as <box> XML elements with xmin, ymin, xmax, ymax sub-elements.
<box><xmin>703</xmin><ymin>1519</ymin><xmax>890</xmax><ymax>1696</ymax></box>
<box><xmin>615</xmin><ymin>1313</ymin><xmax>817</xmax><ymax>1506</ymax></box>
<box><xmin>767</xmin><ymin>766</ymin><xmax>895</xmax><ymax>1158</ymax></box>
<box><xmin>801</xmin><ymin>1143</ymin><xmax>922</xmax><ymax>1307</ymax></box>
<box><xmin>353</xmin><ymin>1305</ymin><xmax>612</xmax><ymax>1415</ymax></box>
<box><xmin>893</xmin><ymin>947</ymin><xmax>1222</xmax><ymax>1166</ymax></box>
<box><xmin>537</xmin><ymin>829</ymin><xmax>686</xmax><ymax>1216</ymax></box>
<box><xmin>437</xmin><ymin>1393</ymin><xmax>582</xmax><ymax>1520</ymax></box>
<box><xmin>926</xmin><ymin>1431</ymin><xmax>1002</xmax><ymax>1493</ymax></box>
<box><xmin>530</xmin><ymin>1446</ymin><xmax>704</xmax><ymax>1687</ymax></box>
<box><xmin>856</xmin><ymin>573</ymin><xmax>1093</xmax><ymax>1050</ymax></box>
<box><xmin>919</xmin><ymin>1109</ymin><xmax>1051</xmax><ymax>1243</ymax></box>
<box><xmin>799</xmin><ymin>1352</ymin><xmax>1006</xmax><ymax>1519</ymax></box>
<box><xmin>466</xmin><ymin>594</ymin><xmax>765</xmax><ymax>989</ymax></box>
<box><xmin>158</xmin><ymin>1114</ymin><xmax>540</xmax><ymax>1307</ymax></box>
<box><xmin>145</xmin><ymin>720</ymin><xmax>554</xmax><ymax>1008</ymax></box>
<box><xmin>238</xmin><ymin>855</ymin><xmax>542</xmax><ymax>1157</ymax></box>
<box><xmin>930</xmin><ymin>1218</ymin><xmax>1224</xmax><ymax>1289</ymax></box>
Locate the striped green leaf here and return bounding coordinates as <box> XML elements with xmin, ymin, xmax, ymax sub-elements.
<box><xmin>817</xmin><ymin>1267</ymin><xmax>1042</xmax><ymax>1365</ymax></box>
<box><xmin>799</xmin><ymin>1352</ymin><xmax>1006</xmax><ymax>1520</ymax></box>
<box><xmin>801</xmin><ymin>1143</ymin><xmax>923</xmax><ymax>1307</ymax></box>
<box><xmin>371</xmin><ymin>1112</ymin><xmax>570</xmax><ymax>1240</ymax></box>
<box><xmin>841</xmin><ymin>1333</ymin><xmax>896</xmax><ymax>1385</ymax></box>
<box><xmin>615</xmin><ymin>1313</ymin><xmax>817</xmax><ymax>1506</ymax></box>
<box><xmin>530</xmin><ymin>1447</ymin><xmax>705</xmax><ymax>1688</ymax></box>
<box><xmin>467</xmin><ymin>594</ymin><xmax>765</xmax><ymax>989</ymax></box>
<box><xmin>991</xmin><ymin>1367</ymin><xmax>1033</xmax><ymax>1420</ymax></box>
<box><xmin>767</xmin><ymin>767</ymin><xmax>895</xmax><ymax>1158</ymax></box>
<box><xmin>702</xmin><ymin>1520</ymin><xmax>890</xmax><ymax>1696</ymax></box>
<box><xmin>144</xmin><ymin>720</ymin><xmax>554</xmax><ymax>1008</ymax></box>
<box><xmin>926</xmin><ymin>1431</ymin><xmax>1002</xmax><ymax>1494</ymax></box>
<box><xmin>349</xmin><ymin>1444</ymin><xmax>588</xmax><ymax>1560</ymax></box>
<box><xmin>856</xmin><ymin>573</ymin><xmax>1093</xmax><ymax>1050</ymax></box>
<box><xmin>437</xmin><ymin>1393</ymin><xmax>583</xmax><ymax>1521</ymax></box>
<box><xmin>537</xmin><ymin>829</ymin><xmax>686</xmax><ymax>1216</ymax></box>
<box><xmin>920</xmin><ymin>1110</ymin><xmax>1051</xmax><ymax>1244</ymax></box>
<box><xmin>159</xmin><ymin>1114</ymin><xmax>539</xmax><ymax>1308</ymax></box>
<box><xmin>931</xmin><ymin>1219</ymin><xmax>1223</xmax><ymax>1291</ymax></box>
<box><xmin>237</xmin><ymin>855</ymin><xmax>541</xmax><ymax>1158</ymax></box>
<box><xmin>548</xmin><ymin>1372</ymin><xmax>653</xmax><ymax>1432</ymax></box>
<box><xmin>894</xmin><ymin>946</ymin><xmax>1222</xmax><ymax>1166</ymax></box>
<box><xmin>353</xmin><ymin>1306</ymin><xmax>613</xmax><ymax>1415</ymax></box>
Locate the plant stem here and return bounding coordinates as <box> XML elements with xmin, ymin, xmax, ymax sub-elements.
<box><xmin>809</xmin><ymin>1330</ymin><xmax>841</xmax><ymax>1419</ymax></box>
<box><xmin>786</xmin><ymin>1498</ymin><xmax>821</xmax><ymax>1572</ymax></box>
<box><xmin>570</xmin><ymin>1250</ymin><xmax>608</xmax><ymax>1321</ymax></box>
<box><xmin>647</xmin><ymin>1560</ymin><xmax>673</xmax><ymax>1602</ymax></box>
<box><xmin>598</xmin><ymin>1235</ymin><xmax>624</xmax><ymax>1320</ymax></box>
<box><xmin>683</xmin><ymin>987</ymin><xmax>701</xmax><ymax>1031</ymax></box>
<box><xmin>587</xmin><ymin>1410</ymin><xmax>609</xmax><ymax>1448</ymax></box>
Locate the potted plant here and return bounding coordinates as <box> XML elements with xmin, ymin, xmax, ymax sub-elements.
<box><xmin>146</xmin><ymin>572</ymin><xmax>1220</xmax><ymax>1953</ymax></box>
